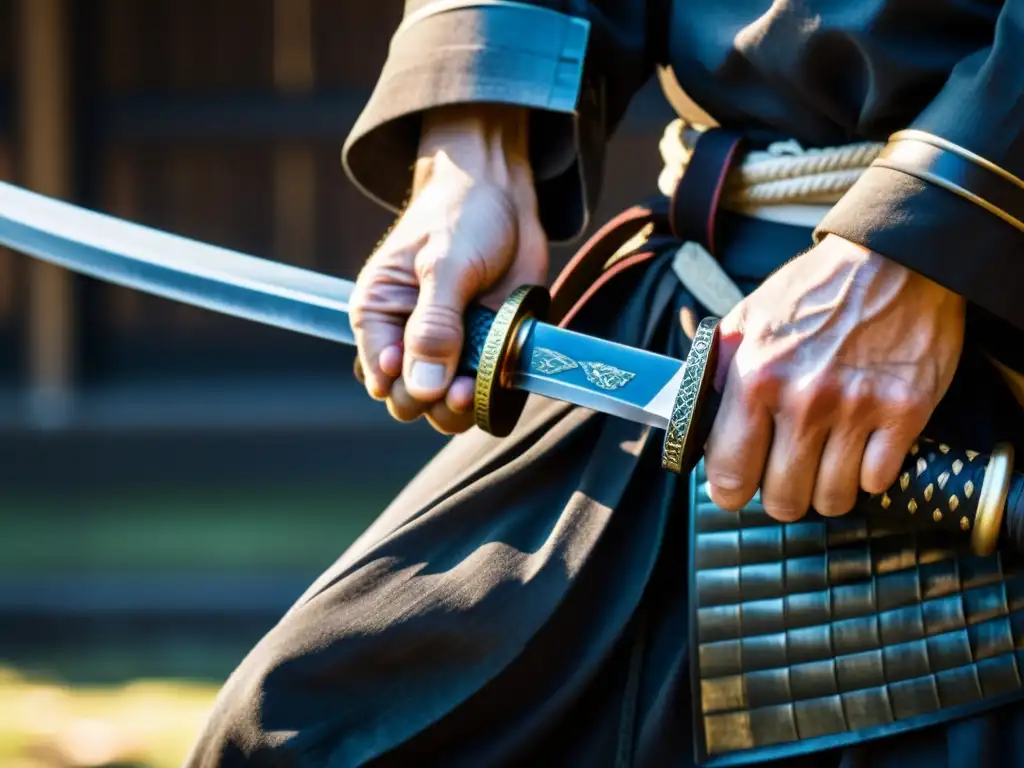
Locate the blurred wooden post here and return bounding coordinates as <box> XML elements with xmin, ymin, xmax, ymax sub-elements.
<box><xmin>20</xmin><ymin>0</ymin><xmax>74</xmax><ymax>424</ymax></box>
<box><xmin>273</xmin><ymin>0</ymin><xmax>316</xmax><ymax>267</ymax></box>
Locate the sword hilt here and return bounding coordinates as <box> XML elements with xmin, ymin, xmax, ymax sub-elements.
<box><xmin>857</xmin><ymin>440</ymin><xmax>1022</xmax><ymax>555</ymax></box>
<box><xmin>462</xmin><ymin>301</ymin><xmax>1024</xmax><ymax>556</ymax></box>
<box><xmin>664</xmin><ymin>315</ymin><xmax>1024</xmax><ymax>556</ymax></box>
<box><xmin>459</xmin><ymin>286</ymin><xmax>550</xmax><ymax>438</ymax></box>
<box><xmin>457</xmin><ymin>303</ymin><xmax>501</xmax><ymax>376</ymax></box>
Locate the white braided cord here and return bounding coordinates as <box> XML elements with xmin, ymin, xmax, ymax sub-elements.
<box><xmin>658</xmin><ymin>118</ymin><xmax>885</xmax><ymax>207</ymax></box>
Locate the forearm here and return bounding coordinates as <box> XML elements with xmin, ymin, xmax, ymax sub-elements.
<box><xmin>415</xmin><ymin>104</ymin><xmax>534</xmax><ymax>201</ymax></box>
<box><xmin>814</xmin><ymin>0</ymin><xmax>1024</xmax><ymax>331</ymax></box>
<box><xmin>343</xmin><ymin>1</ymin><xmax>665</xmax><ymax>243</ymax></box>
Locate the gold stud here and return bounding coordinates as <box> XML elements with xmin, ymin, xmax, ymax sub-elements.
<box><xmin>960</xmin><ymin>516</ymin><xmax>970</xmax><ymax>531</ymax></box>
<box><xmin>924</xmin><ymin>483</ymin><xmax>934</xmax><ymax>502</ymax></box>
<box><xmin>901</xmin><ymin>472</ymin><xmax>910</xmax><ymax>491</ymax></box>
<box><xmin>966</xmin><ymin>450</ymin><xmax>979</xmax><ymax>461</ymax></box>
<box><xmin>911</xmin><ymin>443</ymin><xmax>920</xmax><ymax>455</ymax></box>
<box><xmin>939</xmin><ymin>444</ymin><xmax>950</xmax><ymax>454</ymax></box>
<box><xmin>952</xmin><ymin>459</ymin><xmax>963</xmax><ymax>476</ymax></box>
<box><xmin>965</xmin><ymin>480</ymin><xmax>974</xmax><ymax>499</ymax></box>
<box><xmin>933</xmin><ymin>509</ymin><xmax>943</xmax><ymax>522</ymax></box>
<box><xmin>881</xmin><ymin>493</ymin><xmax>891</xmax><ymax>509</ymax></box>
<box><xmin>937</xmin><ymin>471</ymin><xmax>950</xmax><ymax>490</ymax></box>
<box><xmin>917</xmin><ymin>457</ymin><xmax>928</xmax><ymax>477</ymax></box>
<box><xmin>908</xmin><ymin>499</ymin><xmax>918</xmax><ymax>514</ymax></box>
<box><xmin>949</xmin><ymin>495</ymin><xmax>960</xmax><ymax>512</ymax></box>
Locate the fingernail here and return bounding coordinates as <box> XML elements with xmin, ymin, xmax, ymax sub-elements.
<box><xmin>709</xmin><ymin>473</ymin><xmax>745</xmax><ymax>492</ymax></box>
<box><xmin>409</xmin><ymin>360</ymin><xmax>447</xmax><ymax>392</ymax></box>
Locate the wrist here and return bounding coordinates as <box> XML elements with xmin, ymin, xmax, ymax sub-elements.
<box><xmin>822</xmin><ymin>234</ymin><xmax>966</xmax><ymax>309</ymax></box>
<box><xmin>416</xmin><ymin>104</ymin><xmax>534</xmax><ymax>201</ymax></box>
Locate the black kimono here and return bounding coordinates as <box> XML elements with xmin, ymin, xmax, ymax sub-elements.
<box><xmin>185</xmin><ymin>2</ymin><xmax>1024</xmax><ymax>766</ymax></box>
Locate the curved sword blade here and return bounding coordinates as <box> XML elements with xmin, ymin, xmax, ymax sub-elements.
<box><xmin>0</xmin><ymin>180</ymin><xmax>685</xmax><ymax>429</ymax></box>
<box><xmin>0</xmin><ymin>181</ymin><xmax>358</xmax><ymax>345</ymax></box>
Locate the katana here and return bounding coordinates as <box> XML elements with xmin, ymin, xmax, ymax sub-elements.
<box><xmin>6</xmin><ymin>179</ymin><xmax>1024</xmax><ymax>767</ymax></box>
<box><xmin>0</xmin><ymin>179</ymin><xmax>1017</xmax><ymax>553</ymax></box>
<box><xmin>0</xmin><ymin>180</ymin><xmax>706</xmax><ymax>459</ymax></box>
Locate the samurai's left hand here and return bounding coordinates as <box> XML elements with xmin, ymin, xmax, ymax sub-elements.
<box><xmin>704</xmin><ymin>234</ymin><xmax>966</xmax><ymax>521</ymax></box>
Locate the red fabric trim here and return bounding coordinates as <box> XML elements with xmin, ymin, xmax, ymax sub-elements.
<box><xmin>706</xmin><ymin>140</ymin><xmax>741</xmax><ymax>257</ymax></box>
<box><xmin>549</xmin><ymin>204</ymin><xmax>657</xmax><ymax>297</ymax></box>
<box><xmin>556</xmin><ymin>249</ymin><xmax>659</xmax><ymax>328</ymax></box>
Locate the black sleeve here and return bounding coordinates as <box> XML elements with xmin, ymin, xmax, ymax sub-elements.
<box><xmin>341</xmin><ymin>1</ymin><xmax>666</xmax><ymax>243</ymax></box>
<box><xmin>813</xmin><ymin>0</ymin><xmax>1024</xmax><ymax>331</ymax></box>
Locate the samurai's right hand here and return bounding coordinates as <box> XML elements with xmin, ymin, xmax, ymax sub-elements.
<box><xmin>350</xmin><ymin>104</ymin><xmax>549</xmax><ymax>435</ymax></box>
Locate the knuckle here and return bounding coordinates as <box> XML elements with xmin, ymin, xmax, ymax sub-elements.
<box><xmin>843</xmin><ymin>378</ymin><xmax>877</xmax><ymax>418</ymax></box>
<box><xmin>892</xmin><ymin>390</ymin><xmax>932</xmax><ymax>422</ymax></box>
<box><xmin>407</xmin><ymin>305</ymin><xmax>463</xmax><ymax>356</ymax></box>
<box><xmin>351</xmin><ymin>278</ymin><xmax>414</xmax><ymax>323</ymax></box>
<box><xmin>872</xmin><ymin>383</ymin><xmax>932</xmax><ymax>422</ymax></box>
<box><xmin>739</xmin><ymin>365</ymin><xmax>780</xmax><ymax>404</ymax></box>
<box><xmin>795</xmin><ymin>375</ymin><xmax>841</xmax><ymax>416</ymax></box>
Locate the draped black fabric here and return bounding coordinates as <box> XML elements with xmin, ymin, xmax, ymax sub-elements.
<box><xmin>184</xmin><ymin>208</ymin><xmax>1024</xmax><ymax>767</ymax></box>
<box><xmin>187</xmin><ymin>7</ymin><xmax>1024</xmax><ymax>763</ymax></box>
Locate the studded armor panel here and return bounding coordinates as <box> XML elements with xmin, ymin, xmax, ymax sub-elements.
<box><xmin>690</xmin><ymin>450</ymin><xmax>1024</xmax><ymax>766</ymax></box>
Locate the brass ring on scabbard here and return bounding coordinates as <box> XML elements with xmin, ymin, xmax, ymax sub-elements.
<box><xmin>473</xmin><ymin>285</ymin><xmax>551</xmax><ymax>438</ymax></box>
<box><xmin>661</xmin><ymin>317</ymin><xmax>721</xmax><ymax>474</ymax></box>
<box><xmin>972</xmin><ymin>441</ymin><xmax>1015</xmax><ymax>555</ymax></box>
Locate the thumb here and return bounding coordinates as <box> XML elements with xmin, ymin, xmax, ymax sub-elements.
<box><xmin>403</xmin><ymin>251</ymin><xmax>479</xmax><ymax>401</ymax></box>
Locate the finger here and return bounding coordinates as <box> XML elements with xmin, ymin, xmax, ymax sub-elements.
<box><xmin>403</xmin><ymin>244</ymin><xmax>477</xmax><ymax>402</ymax></box>
<box><xmin>355</xmin><ymin>347</ymin><xmax>402</xmax><ymax>387</ymax></box>
<box><xmin>379</xmin><ymin>343</ymin><xmax>403</xmax><ymax>378</ymax></box>
<box><xmin>813</xmin><ymin>427</ymin><xmax>870</xmax><ymax>516</ymax></box>
<box><xmin>861</xmin><ymin>428</ymin><xmax>912</xmax><ymax>495</ymax></box>
<box><xmin>350</xmin><ymin>241</ymin><xmax>421</xmax><ymax>402</ymax></box>
<box><xmin>426</xmin><ymin>401</ymin><xmax>475</xmax><ymax>435</ymax></box>
<box><xmin>445</xmin><ymin>376</ymin><xmax>475</xmax><ymax>415</ymax></box>
<box><xmin>385</xmin><ymin>377</ymin><xmax>431</xmax><ymax>423</ymax></box>
<box><xmin>704</xmin><ymin>366</ymin><xmax>774</xmax><ymax>511</ymax></box>
<box><xmin>760</xmin><ymin>417</ymin><xmax>828</xmax><ymax>521</ymax></box>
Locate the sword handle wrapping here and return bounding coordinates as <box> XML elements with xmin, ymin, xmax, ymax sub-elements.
<box><xmin>456</xmin><ymin>303</ymin><xmax>498</xmax><ymax>378</ymax></box>
<box><xmin>467</xmin><ymin>305</ymin><xmax>1023</xmax><ymax>557</ymax></box>
<box><xmin>858</xmin><ymin>440</ymin><xmax>1022</xmax><ymax>556</ymax></box>
<box><xmin>460</xmin><ymin>286</ymin><xmax>551</xmax><ymax>438</ymax></box>
<box><xmin>664</xmin><ymin>316</ymin><xmax>1024</xmax><ymax>556</ymax></box>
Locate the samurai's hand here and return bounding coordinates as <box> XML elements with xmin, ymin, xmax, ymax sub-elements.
<box><xmin>350</xmin><ymin>105</ymin><xmax>548</xmax><ymax>434</ymax></box>
<box><xmin>704</xmin><ymin>234</ymin><xmax>966</xmax><ymax>521</ymax></box>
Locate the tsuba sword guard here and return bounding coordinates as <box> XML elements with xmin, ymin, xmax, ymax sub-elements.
<box><xmin>662</xmin><ymin>316</ymin><xmax>722</xmax><ymax>474</ymax></box>
<box><xmin>472</xmin><ymin>285</ymin><xmax>551</xmax><ymax>438</ymax></box>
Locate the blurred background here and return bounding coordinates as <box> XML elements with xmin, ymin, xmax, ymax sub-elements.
<box><xmin>0</xmin><ymin>1</ymin><xmax>674</xmax><ymax>765</ymax></box>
